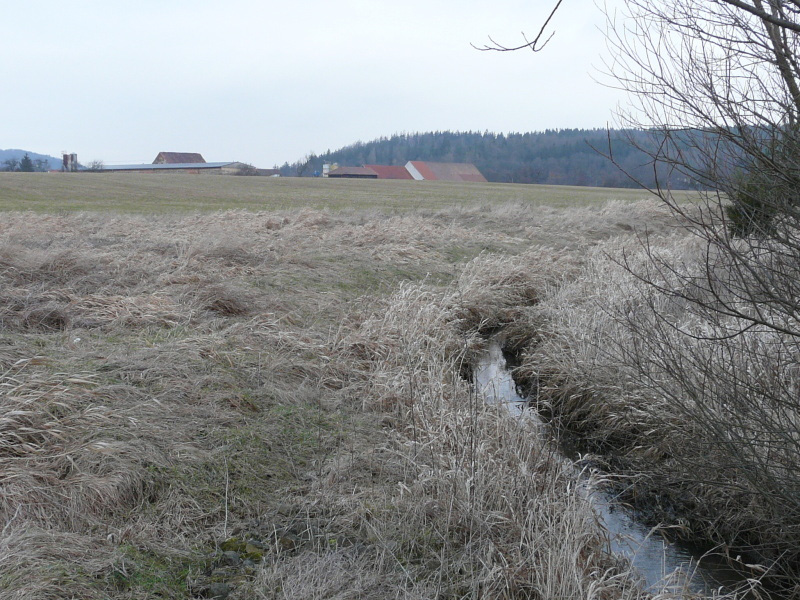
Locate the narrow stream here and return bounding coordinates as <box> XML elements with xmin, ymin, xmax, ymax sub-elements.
<box><xmin>474</xmin><ymin>342</ymin><xmax>760</xmax><ymax>597</ymax></box>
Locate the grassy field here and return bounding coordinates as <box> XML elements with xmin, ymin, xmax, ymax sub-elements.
<box><xmin>0</xmin><ymin>172</ymin><xmax>671</xmax><ymax>213</ymax></box>
<box><xmin>0</xmin><ymin>175</ymin><xmax>756</xmax><ymax>599</ymax></box>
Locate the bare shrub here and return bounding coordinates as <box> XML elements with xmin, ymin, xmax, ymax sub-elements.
<box><xmin>486</xmin><ymin>1</ymin><xmax>800</xmax><ymax>587</ymax></box>
<box><xmin>520</xmin><ymin>230</ymin><xmax>800</xmax><ymax>588</ymax></box>
<box><xmin>595</xmin><ymin>1</ymin><xmax>800</xmax><ymax>587</ymax></box>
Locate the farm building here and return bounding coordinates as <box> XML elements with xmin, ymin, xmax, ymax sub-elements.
<box><xmin>324</xmin><ymin>162</ymin><xmax>486</xmax><ymax>182</ymax></box>
<box><xmin>364</xmin><ymin>164</ymin><xmax>414</xmax><ymax>180</ymax></box>
<box><xmin>327</xmin><ymin>166</ymin><xmax>379</xmax><ymax>179</ymax></box>
<box><xmin>153</xmin><ymin>152</ymin><xmax>206</xmax><ymax>164</ymax></box>
<box><xmin>405</xmin><ymin>161</ymin><xmax>487</xmax><ymax>182</ymax></box>
<box><xmin>96</xmin><ymin>162</ymin><xmax>250</xmax><ymax>174</ymax></box>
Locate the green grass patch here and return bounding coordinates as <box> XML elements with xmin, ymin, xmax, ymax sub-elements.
<box><xmin>108</xmin><ymin>545</ymin><xmax>201</xmax><ymax>598</ymax></box>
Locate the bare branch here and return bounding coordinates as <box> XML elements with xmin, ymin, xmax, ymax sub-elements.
<box><xmin>720</xmin><ymin>0</ymin><xmax>800</xmax><ymax>33</ymax></box>
<box><xmin>473</xmin><ymin>0</ymin><xmax>564</xmax><ymax>52</ymax></box>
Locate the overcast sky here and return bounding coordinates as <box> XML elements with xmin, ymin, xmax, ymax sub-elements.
<box><xmin>3</xmin><ymin>0</ymin><xmax>624</xmax><ymax>168</ymax></box>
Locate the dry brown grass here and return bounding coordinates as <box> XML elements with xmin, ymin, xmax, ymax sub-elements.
<box><xmin>306</xmin><ymin>281</ymin><xmax>644</xmax><ymax>599</ymax></box>
<box><xmin>0</xmin><ymin>192</ymin><xmax>729</xmax><ymax>599</ymax></box>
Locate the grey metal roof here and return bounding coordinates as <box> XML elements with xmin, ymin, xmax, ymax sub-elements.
<box><xmin>101</xmin><ymin>162</ymin><xmax>236</xmax><ymax>171</ymax></box>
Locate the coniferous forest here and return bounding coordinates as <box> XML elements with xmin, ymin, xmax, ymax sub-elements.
<box><xmin>281</xmin><ymin>129</ymin><xmax>702</xmax><ymax>189</ymax></box>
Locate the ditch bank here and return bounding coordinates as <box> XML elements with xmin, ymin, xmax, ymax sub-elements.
<box><xmin>474</xmin><ymin>340</ymin><xmax>773</xmax><ymax>598</ymax></box>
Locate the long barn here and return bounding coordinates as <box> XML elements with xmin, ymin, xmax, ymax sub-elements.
<box><xmin>324</xmin><ymin>161</ymin><xmax>487</xmax><ymax>182</ymax></box>
<box><xmin>95</xmin><ymin>162</ymin><xmax>248</xmax><ymax>174</ymax></box>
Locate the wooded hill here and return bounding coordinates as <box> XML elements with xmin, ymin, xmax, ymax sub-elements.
<box><xmin>0</xmin><ymin>149</ymin><xmax>62</xmax><ymax>171</ymax></box>
<box><xmin>285</xmin><ymin>129</ymin><xmax>701</xmax><ymax>189</ymax></box>
<box><xmin>0</xmin><ymin>148</ymin><xmax>61</xmax><ymax>171</ymax></box>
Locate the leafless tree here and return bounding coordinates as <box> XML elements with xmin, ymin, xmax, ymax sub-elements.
<box><xmin>490</xmin><ymin>0</ymin><xmax>800</xmax><ymax>587</ymax></box>
<box><xmin>606</xmin><ymin>2</ymin><xmax>800</xmax><ymax>584</ymax></box>
<box><xmin>612</xmin><ymin>0</ymin><xmax>800</xmax><ymax>586</ymax></box>
<box><xmin>234</xmin><ymin>162</ymin><xmax>259</xmax><ymax>176</ymax></box>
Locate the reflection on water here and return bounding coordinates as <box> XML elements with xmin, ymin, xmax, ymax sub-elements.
<box><xmin>475</xmin><ymin>341</ymin><xmax>760</xmax><ymax>597</ymax></box>
<box><xmin>475</xmin><ymin>343</ymin><xmax>526</xmax><ymax>416</ymax></box>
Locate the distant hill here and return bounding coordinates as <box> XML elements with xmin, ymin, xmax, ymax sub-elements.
<box><xmin>282</xmin><ymin>130</ymin><xmax>702</xmax><ymax>189</ymax></box>
<box><xmin>0</xmin><ymin>149</ymin><xmax>62</xmax><ymax>171</ymax></box>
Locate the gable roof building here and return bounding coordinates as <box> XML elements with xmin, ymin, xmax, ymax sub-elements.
<box><xmin>327</xmin><ymin>166</ymin><xmax>379</xmax><ymax>179</ymax></box>
<box><xmin>153</xmin><ymin>152</ymin><xmax>206</xmax><ymax>164</ymax></box>
<box><xmin>405</xmin><ymin>161</ymin><xmax>487</xmax><ymax>183</ymax></box>
<box><xmin>320</xmin><ymin>161</ymin><xmax>487</xmax><ymax>182</ymax></box>
<box><xmin>363</xmin><ymin>164</ymin><xmax>414</xmax><ymax>180</ymax></box>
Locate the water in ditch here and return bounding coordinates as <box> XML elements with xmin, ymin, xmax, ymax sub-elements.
<box><xmin>474</xmin><ymin>342</ymin><xmax>763</xmax><ymax>597</ymax></box>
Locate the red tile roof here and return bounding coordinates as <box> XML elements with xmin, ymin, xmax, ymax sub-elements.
<box><xmin>153</xmin><ymin>152</ymin><xmax>206</xmax><ymax>164</ymax></box>
<box><xmin>427</xmin><ymin>162</ymin><xmax>487</xmax><ymax>182</ymax></box>
<box><xmin>408</xmin><ymin>161</ymin><xmax>438</xmax><ymax>180</ymax></box>
<box><xmin>364</xmin><ymin>164</ymin><xmax>413</xmax><ymax>179</ymax></box>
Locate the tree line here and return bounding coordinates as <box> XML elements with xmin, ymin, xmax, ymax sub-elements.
<box><xmin>280</xmin><ymin>129</ymin><xmax>703</xmax><ymax>188</ymax></box>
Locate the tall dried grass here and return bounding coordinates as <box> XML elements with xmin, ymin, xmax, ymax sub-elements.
<box><xmin>0</xmin><ymin>527</ymin><xmax>119</xmax><ymax>600</ymax></box>
<box><xmin>0</xmin><ymin>198</ymin><xmax>701</xmax><ymax>599</ymax></box>
<box><xmin>0</xmin><ymin>362</ymin><xmax>167</xmax><ymax>528</ymax></box>
<box><xmin>239</xmin><ymin>279</ymin><xmax>649</xmax><ymax>599</ymax></box>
